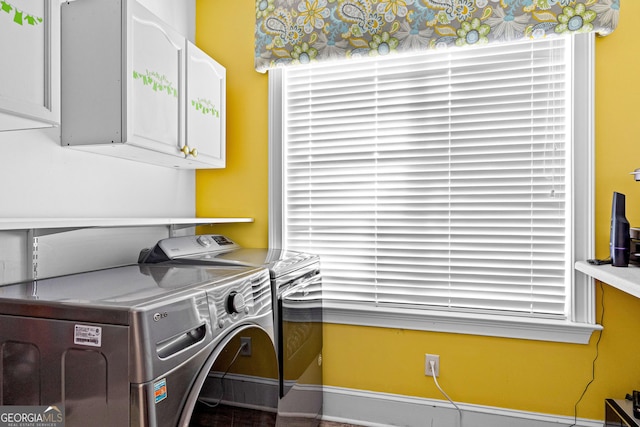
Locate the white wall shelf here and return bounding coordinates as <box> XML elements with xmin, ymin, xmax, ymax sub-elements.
<box><xmin>575</xmin><ymin>260</ymin><xmax>640</xmax><ymax>299</ymax></box>
<box><xmin>0</xmin><ymin>217</ymin><xmax>253</xmax><ymax>236</ymax></box>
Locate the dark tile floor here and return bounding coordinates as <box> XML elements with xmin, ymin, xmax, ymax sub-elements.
<box><xmin>190</xmin><ymin>403</ymin><xmax>274</xmax><ymax>426</ymax></box>
<box><xmin>189</xmin><ymin>402</ymin><xmax>363</xmax><ymax>427</ymax></box>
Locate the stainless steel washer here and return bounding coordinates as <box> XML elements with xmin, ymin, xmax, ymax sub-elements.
<box><xmin>0</xmin><ymin>263</ymin><xmax>279</xmax><ymax>427</ymax></box>
<box><xmin>139</xmin><ymin>234</ymin><xmax>323</xmax><ymax>426</ymax></box>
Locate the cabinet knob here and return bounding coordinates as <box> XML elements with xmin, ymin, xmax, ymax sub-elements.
<box><xmin>181</xmin><ymin>145</ymin><xmax>198</xmax><ymax>158</ymax></box>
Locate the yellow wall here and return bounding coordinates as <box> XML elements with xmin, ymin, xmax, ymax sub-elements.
<box><xmin>195</xmin><ymin>1</ymin><xmax>269</xmax><ymax>248</ymax></box>
<box><xmin>196</xmin><ymin>0</ymin><xmax>640</xmax><ymax>421</ymax></box>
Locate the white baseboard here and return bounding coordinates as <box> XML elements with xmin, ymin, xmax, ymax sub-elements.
<box><xmin>322</xmin><ymin>386</ymin><xmax>602</xmax><ymax>427</ymax></box>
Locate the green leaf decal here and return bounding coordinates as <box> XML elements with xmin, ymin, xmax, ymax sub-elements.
<box><xmin>1</xmin><ymin>2</ymin><xmax>44</xmax><ymax>27</ymax></box>
<box><xmin>12</xmin><ymin>9</ymin><xmax>22</xmax><ymax>24</ymax></box>
<box><xmin>191</xmin><ymin>98</ymin><xmax>220</xmax><ymax>118</ymax></box>
<box><xmin>132</xmin><ymin>69</ymin><xmax>178</xmax><ymax>98</ymax></box>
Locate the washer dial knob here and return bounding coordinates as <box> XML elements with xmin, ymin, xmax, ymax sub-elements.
<box><xmin>227</xmin><ymin>291</ymin><xmax>246</xmax><ymax>314</ymax></box>
<box><xmin>196</xmin><ymin>235</ymin><xmax>212</xmax><ymax>247</ymax></box>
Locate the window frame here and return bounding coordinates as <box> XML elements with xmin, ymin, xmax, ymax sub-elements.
<box><xmin>268</xmin><ymin>34</ymin><xmax>599</xmax><ymax>344</ymax></box>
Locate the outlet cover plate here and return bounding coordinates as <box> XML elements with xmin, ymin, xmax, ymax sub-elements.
<box><xmin>425</xmin><ymin>354</ymin><xmax>439</xmax><ymax>377</ymax></box>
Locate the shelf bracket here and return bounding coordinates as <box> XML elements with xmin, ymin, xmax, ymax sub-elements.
<box><xmin>26</xmin><ymin>229</ymin><xmax>39</xmax><ymax>280</ymax></box>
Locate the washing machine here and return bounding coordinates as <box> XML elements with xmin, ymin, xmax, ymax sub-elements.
<box><xmin>0</xmin><ymin>263</ymin><xmax>279</xmax><ymax>427</ymax></box>
<box><xmin>139</xmin><ymin>234</ymin><xmax>323</xmax><ymax>426</ymax></box>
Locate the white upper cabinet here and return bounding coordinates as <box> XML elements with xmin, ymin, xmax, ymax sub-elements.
<box><xmin>61</xmin><ymin>0</ymin><xmax>225</xmax><ymax>169</ymax></box>
<box><xmin>0</xmin><ymin>0</ymin><xmax>60</xmax><ymax>131</ymax></box>
<box><xmin>185</xmin><ymin>42</ymin><xmax>226</xmax><ymax>168</ymax></box>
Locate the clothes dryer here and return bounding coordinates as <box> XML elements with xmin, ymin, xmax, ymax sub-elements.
<box><xmin>140</xmin><ymin>234</ymin><xmax>323</xmax><ymax>426</ymax></box>
<box><xmin>0</xmin><ymin>264</ymin><xmax>279</xmax><ymax>427</ymax></box>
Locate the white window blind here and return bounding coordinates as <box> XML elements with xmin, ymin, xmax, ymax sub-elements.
<box><xmin>278</xmin><ymin>36</ymin><xmax>584</xmax><ymax>321</ymax></box>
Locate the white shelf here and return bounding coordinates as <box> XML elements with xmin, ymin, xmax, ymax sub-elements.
<box><xmin>0</xmin><ymin>217</ymin><xmax>253</xmax><ymax>233</ymax></box>
<box><xmin>575</xmin><ymin>260</ymin><xmax>640</xmax><ymax>299</ymax></box>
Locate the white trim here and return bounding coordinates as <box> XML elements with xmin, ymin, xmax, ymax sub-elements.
<box><xmin>323</xmin><ymin>386</ymin><xmax>602</xmax><ymax>427</ymax></box>
<box><xmin>268</xmin><ymin>68</ymin><xmax>284</xmax><ymax>249</ymax></box>
<box><xmin>571</xmin><ymin>33</ymin><xmax>596</xmax><ymax>324</ymax></box>
<box><xmin>324</xmin><ymin>303</ymin><xmax>601</xmax><ymax>344</ymax></box>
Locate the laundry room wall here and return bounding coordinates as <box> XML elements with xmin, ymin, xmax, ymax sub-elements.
<box><xmin>195</xmin><ymin>0</ymin><xmax>640</xmax><ymax>424</ymax></box>
<box><xmin>0</xmin><ymin>0</ymin><xmax>197</xmax><ymax>285</ymax></box>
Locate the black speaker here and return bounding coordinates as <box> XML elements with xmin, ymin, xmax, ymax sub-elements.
<box><xmin>610</xmin><ymin>191</ymin><xmax>630</xmax><ymax>267</ymax></box>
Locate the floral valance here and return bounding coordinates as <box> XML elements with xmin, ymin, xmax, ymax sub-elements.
<box><xmin>254</xmin><ymin>0</ymin><xmax>620</xmax><ymax>72</ymax></box>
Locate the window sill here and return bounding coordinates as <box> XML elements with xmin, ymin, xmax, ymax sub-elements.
<box><xmin>323</xmin><ymin>303</ymin><xmax>601</xmax><ymax>344</ymax></box>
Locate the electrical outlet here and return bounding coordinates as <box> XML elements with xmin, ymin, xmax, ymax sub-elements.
<box><xmin>425</xmin><ymin>354</ymin><xmax>440</xmax><ymax>377</ymax></box>
<box><xmin>240</xmin><ymin>337</ymin><xmax>252</xmax><ymax>356</ymax></box>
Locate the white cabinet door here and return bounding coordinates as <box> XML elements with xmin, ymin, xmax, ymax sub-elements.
<box><xmin>0</xmin><ymin>0</ymin><xmax>59</xmax><ymax>131</ymax></box>
<box><xmin>185</xmin><ymin>42</ymin><xmax>225</xmax><ymax>168</ymax></box>
<box><xmin>62</xmin><ymin>0</ymin><xmax>188</xmax><ymax>168</ymax></box>
<box><xmin>127</xmin><ymin>1</ymin><xmax>185</xmax><ymax>157</ymax></box>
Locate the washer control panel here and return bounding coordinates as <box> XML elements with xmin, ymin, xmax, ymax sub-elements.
<box><xmin>156</xmin><ymin>234</ymin><xmax>240</xmax><ymax>258</ymax></box>
<box><xmin>205</xmin><ymin>269</ymin><xmax>271</xmax><ymax>333</ymax></box>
